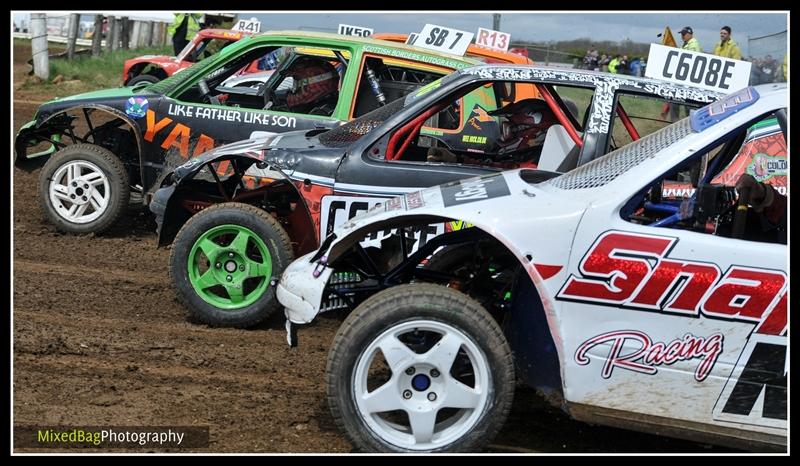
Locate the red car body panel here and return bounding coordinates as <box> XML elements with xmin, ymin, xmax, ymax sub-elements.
<box><xmin>122</xmin><ymin>29</ymin><xmax>251</xmax><ymax>83</ymax></box>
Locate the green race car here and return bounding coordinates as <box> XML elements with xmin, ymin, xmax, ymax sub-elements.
<box><xmin>16</xmin><ymin>30</ymin><xmax>496</xmax><ymax>234</ymax></box>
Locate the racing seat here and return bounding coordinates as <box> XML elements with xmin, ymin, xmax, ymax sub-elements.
<box><xmin>538</xmin><ymin>125</ymin><xmax>576</xmax><ymax>172</ymax></box>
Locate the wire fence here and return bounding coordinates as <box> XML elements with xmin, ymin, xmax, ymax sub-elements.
<box><xmin>509</xmin><ymin>43</ymin><xmax>582</xmax><ymax>67</ymax></box>
<box><xmin>748</xmin><ymin>30</ymin><xmax>787</xmax><ymax>60</ymax></box>
<box><xmin>747</xmin><ymin>30</ymin><xmax>787</xmax><ymax>84</ymax></box>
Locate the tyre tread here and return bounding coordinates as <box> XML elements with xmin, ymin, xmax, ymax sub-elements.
<box><xmin>326</xmin><ymin>283</ymin><xmax>515</xmax><ymax>452</ymax></box>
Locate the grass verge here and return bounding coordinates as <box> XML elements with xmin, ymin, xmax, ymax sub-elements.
<box><xmin>15</xmin><ymin>38</ymin><xmax>171</xmax><ymax>97</ymax></box>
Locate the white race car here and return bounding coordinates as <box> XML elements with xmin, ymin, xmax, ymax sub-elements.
<box><xmin>278</xmin><ymin>83</ymin><xmax>787</xmax><ymax>452</ymax></box>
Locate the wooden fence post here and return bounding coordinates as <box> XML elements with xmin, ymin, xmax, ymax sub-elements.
<box><xmin>121</xmin><ymin>17</ymin><xmax>130</xmax><ymax>49</ymax></box>
<box><xmin>92</xmin><ymin>15</ymin><xmax>103</xmax><ymax>56</ymax></box>
<box><xmin>106</xmin><ymin>15</ymin><xmax>116</xmax><ymax>53</ymax></box>
<box><xmin>154</xmin><ymin>22</ymin><xmax>164</xmax><ymax>46</ymax></box>
<box><xmin>112</xmin><ymin>18</ymin><xmax>121</xmax><ymax>52</ymax></box>
<box><xmin>131</xmin><ymin>20</ymin><xmax>141</xmax><ymax>48</ymax></box>
<box><xmin>30</xmin><ymin>13</ymin><xmax>49</xmax><ymax>80</ymax></box>
<box><xmin>66</xmin><ymin>13</ymin><xmax>79</xmax><ymax>59</ymax></box>
<box><xmin>140</xmin><ymin>21</ymin><xmax>151</xmax><ymax>49</ymax></box>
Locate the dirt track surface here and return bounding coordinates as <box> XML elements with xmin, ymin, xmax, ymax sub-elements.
<box><xmin>12</xmin><ymin>44</ymin><xmax>737</xmax><ymax>453</ymax></box>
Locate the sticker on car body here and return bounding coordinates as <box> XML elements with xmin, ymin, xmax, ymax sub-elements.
<box><xmin>321</xmin><ymin>195</ymin><xmax>444</xmax><ymax>252</ymax></box>
<box><xmin>338</xmin><ymin>23</ymin><xmax>373</xmax><ymax>37</ymax></box>
<box><xmin>125</xmin><ymin>97</ymin><xmax>149</xmax><ymax>119</ymax></box>
<box><xmin>690</xmin><ymin>87</ymin><xmax>759</xmax><ymax>132</ymax></box>
<box><xmin>440</xmin><ymin>172</ymin><xmax>511</xmax><ymax>207</ymax></box>
<box><xmin>575</xmin><ymin>329</ymin><xmax>724</xmax><ymax>382</ymax></box>
<box><xmin>556</xmin><ymin>230</ymin><xmax>787</xmax><ymax>336</ymax></box>
<box><xmin>712</xmin><ymin>333</ymin><xmax>786</xmax><ymax>429</ymax></box>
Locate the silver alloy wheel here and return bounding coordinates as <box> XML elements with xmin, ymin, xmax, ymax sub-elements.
<box><xmin>48</xmin><ymin>160</ymin><xmax>110</xmax><ymax>224</ymax></box>
<box><xmin>353</xmin><ymin>319</ymin><xmax>490</xmax><ymax>451</ymax></box>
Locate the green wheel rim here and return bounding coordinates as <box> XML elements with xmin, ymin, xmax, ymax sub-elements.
<box><xmin>187</xmin><ymin>224</ymin><xmax>272</xmax><ymax>310</ymax></box>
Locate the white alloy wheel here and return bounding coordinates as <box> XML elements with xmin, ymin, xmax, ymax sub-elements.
<box><xmin>353</xmin><ymin>319</ymin><xmax>490</xmax><ymax>451</ymax></box>
<box><xmin>48</xmin><ymin>160</ymin><xmax>110</xmax><ymax>224</ymax></box>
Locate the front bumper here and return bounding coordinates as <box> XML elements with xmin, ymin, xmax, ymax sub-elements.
<box><xmin>277</xmin><ymin>251</ymin><xmax>334</xmax><ymax>325</ymax></box>
<box><xmin>149</xmin><ymin>184</ymin><xmax>176</xmax><ymax>245</ymax></box>
<box><xmin>14</xmin><ymin>120</ymin><xmax>60</xmax><ymax>169</ymax></box>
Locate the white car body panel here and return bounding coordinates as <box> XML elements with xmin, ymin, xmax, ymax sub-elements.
<box><xmin>278</xmin><ymin>83</ymin><xmax>787</xmax><ymax>445</ymax></box>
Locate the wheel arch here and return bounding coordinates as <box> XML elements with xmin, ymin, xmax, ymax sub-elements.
<box><xmin>155</xmin><ymin>154</ymin><xmax>319</xmax><ymax>257</ymax></box>
<box><xmin>326</xmin><ymin>214</ymin><xmax>567</xmax><ymax>402</ymax></box>
<box><xmin>125</xmin><ymin>62</ymin><xmax>168</xmax><ymax>84</ymax></box>
<box><xmin>34</xmin><ymin>104</ymin><xmax>146</xmax><ymax>186</ymax></box>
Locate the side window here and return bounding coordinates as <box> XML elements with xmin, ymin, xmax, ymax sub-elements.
<box><xmin>191</xmin><ymin>38</ymin><xmax>235</xmax><ymax>61</ymax></box>
<box><xmin>609</xmin><ymin>93</ymin><xmax>698</xmax><ymax>150</ymax></box>
<box><xmin>261</xmin><ymin>48</ymin><xmax>343</xmax><ymax>116</ymax></box>
<box><xmin>553</xmin><ymin>85</ymin><xmax>593</xmax><ymax>129</ymax></box>
<box><xmin>177</xmin><ymin>44</ymin><xmax>280</xmax><ymax>106</ymax></box>
<box><xmin>352</xmin><ymin>56</ymin><xmax>447</xmax><ymax>118</ymax></box>
<box><xmin>513</xmin><ymin>83</ymin><xmax>540</xmax><ymax>102</ymax></box>
<box><xmin>177</xmin><ymin>45</ymin><xmax>346</xmax><ymax>116</ymax></box>
<box><xmin>707</xmin><ymin>115</ymin><xmax>787</xmax><ymax>195</ymax></box>
<box><xmin>622</xmin><ymin>114</ymin><xmax>786</xmax><ymax>245</ymax></box>
<box><xmin>371</xmin><ymin>80</ymin><xmax>569</xmax><ymax>171</ymax></box>
<box><xmin>177</xmin><ymin>39</ymin><xmax>198</xmax><ymax>62</ymax></box>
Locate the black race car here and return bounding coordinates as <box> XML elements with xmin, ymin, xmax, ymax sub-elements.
<box><xmin>151</xmin><ymin>64</ymin><xmax>722</xmax><ymax>328</ymax></box>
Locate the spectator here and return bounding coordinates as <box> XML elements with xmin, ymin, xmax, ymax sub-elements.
<box><xmin>599</xmin><ymin>54</ymin><xmax>610</xmax><ymax>72</ymax></box>
<box><xmin>679</xmin><ymin>26</ymin><xmax>702</xmax><ymax>52</ymax></box>
<box><xmin>762</xmin><ymin>55</ymin><xmax>779</xmax><ymax>82</ymax></box>
<box><xmin>608</xmin><ymin>54</ymin><xmax>621</xmax><ymax>74</ymax></box>
<box><xmin>582</xmin><ymin>50</ymin><xmax>593</xmax><ymax>70</ymax></box>
<box><xmin>618</xmin><ymin>55</ymin><xmax>629</xmax><ymax>75</ymax></box>
<box><xmin>582</xmin><ymin>48</ymin><xmax>599</xmax><ymax>71</ymax></box>
<box><xmin>664</xmin><ymin>27</ymin><xmax>701</xmax><ymax>121</ymax></box>
<box><xmin>749</xmin><ymin>58</ymin><xmax>766</xmax><ymax>85</ymax></box>
<box><xmin>713</xmin><ymin>26</ymin><xmax>742</xmax><ymax>60</ymax></box>
<box><xmin>783</xmin><ymin>53</ymin><xmax>788</xmax><ymax>81</ymax></box>
<box><xmin>583</xmin><ymin>47</ymin><xmax>598</xmax><ymax>70</ymax></box>
<box><xmin>750</xmin><ymin>56</ymin><xmax>781</xmax><ymax>85</ymax></box>
<box><xmin>629</xmin><ymin>57</ymin><xmax>643</xmax><ymax>77</ymax></box>
<box><xmin>168</xmin><ymin>13</ymin><xmax>203</xmax><ymax>56</ymax></box>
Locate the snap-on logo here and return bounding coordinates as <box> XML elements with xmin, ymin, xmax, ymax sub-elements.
<box><xmin>557</xmin><ymin>231</ymin><xmax>786</xmax><ymax>336</ymax></box>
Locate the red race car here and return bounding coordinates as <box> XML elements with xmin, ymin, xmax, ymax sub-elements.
<box><xmin>122</xmin><ymin>28</ymin><xmax>254</xmax><ymax>86</ymax></box>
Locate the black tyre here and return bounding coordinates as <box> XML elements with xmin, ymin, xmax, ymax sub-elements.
<box><xmin>39</xmin><ymin>143</ymin><xmax>130</xmax><ymax>234</ymax></box>
<box><xmin>326</xmin><ymin>283</ymin><xmax>515</xmax><ymax>452</ymax></box>
<box><xmin>169</xmin><ymin>202</ymin><xmax>294</xmax><ymax>328</ymax></box>
<box><xmin>126</xmin><ymin>74</ymin><xmax>160</xmax><ymax>86</ymax></box>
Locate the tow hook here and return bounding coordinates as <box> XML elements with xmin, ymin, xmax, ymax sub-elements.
<box><xmin>312</xmin><ymin>256</ymin><xmax>328</xmax><ymax>278</ymax></box>
<box><xmin>285</xmin><ymin>319</ymin><xmax>298</xmax><ymax>347</ymax></box>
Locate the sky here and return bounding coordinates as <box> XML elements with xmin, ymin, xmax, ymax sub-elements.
<box><xmin>12</xmin><ymin>11</ymin><xmax>788</xmax><ymax>57</ymax></box>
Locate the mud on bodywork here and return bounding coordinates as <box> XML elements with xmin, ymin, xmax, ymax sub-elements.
<box><xmin>288</xmin><ymin>217</ymin><xmax>567</xmax><ymax>406</ymax></box>
<box><xmin>279</xmin><ymin>170</ymin><xmax>572</xmax><ymax>402</ymax></box>
<box><xmin>14</xmin><ymin>102</ymin><xmax>145</xmax><ymax>183</ymax></box>
<box><xmin>151</xmin><ymin>137</ymin><xmax>332</xmax><ymax>257</ymax></box>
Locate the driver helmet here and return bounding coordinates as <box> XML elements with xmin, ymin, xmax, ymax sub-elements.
<box><xmin>489</xmin><ymin>98</ymin><xmax>557</xmax><ymax>151</ymax></box>
<box><xmin>286</xmin><ymin>57</ymin><xmax>339</xmax><ymax>110</ymax></box>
